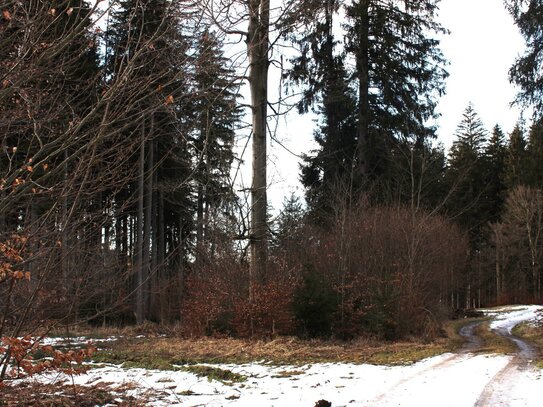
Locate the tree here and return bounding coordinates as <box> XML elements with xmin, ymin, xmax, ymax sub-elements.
<box><xmin>346</xmin><ymin>0</ymin><xmax>448</xmax><ymax>189</ymax></box>
<box><xmin>506</xmin><ymin>0</ymin><xmax>543</xmax><ymax>113</ymax></box>
<box><xmin>499</xmin><ymin>186</ymin><xmax>543</xmax><ymax>300</ymax></box>
<box><xmin>505</xmin><ymin>123</ymin><xmax>528</xmax><ymax>188</ymax></box>
<box><xmin>287</xmin><ymin>0</ymin><xmax>358</xmax><ymax>221</ymax></box>
<box><xmin>526</xmin><ymin>117</ymin><xmax>543</xmax><ymax>188</ymax></box>
<box><xmin>483</xmin><ymin>124</ymin><xmax>508</xmax><ymax>223</ymax></box>
<box><xmin>106</xmin><ymin>0</ymin><xmax>198</xmax><ymax>323</ymax></box>
<box><xmin>445</xmin><ymin>104</ymin><xmax>489</xmax><ymax>247</ymax></box>
<box><xmin>287</xmin><ymin>0</ymin><xmax>448</xmax><ymax>214</ymax></box>
<box><xmin>247</xmin><ymin>0</ymin><xmax>271</xmax><ymax>284</ymax></box>
<box><xmin>192</xmin><ymin>30</ymin><xmax>241</xmax><ymax>265</ymax></box>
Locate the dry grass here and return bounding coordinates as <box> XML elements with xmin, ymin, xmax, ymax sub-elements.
<box><xmin>473</xmin><ymin>322</ymin><xmax>518</xmax><ymax>355</ymax></box>
<box><xmin>92</xmin><ymin>334</ymin><xmax>453</xmax><ymax>368</ymax></box>
<box><xmin>512</xmin><ymin>323</ymin><xmax>543</xmax><ymax>367</ymax></box>
<box><xmin>0</xmin><ymin>381</ymin><xmax>144</xmax><ymax>406</ymax></box>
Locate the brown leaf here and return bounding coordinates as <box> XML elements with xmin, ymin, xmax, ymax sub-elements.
<box><xmin>2</xmin><ymin>10</ymin><xmax>11</xmax><ymax>21</ymax></box>
<box><xmin>165</xmin><ymin>95</ymin><xmax>174</xmax><ymax>105</ymax></box>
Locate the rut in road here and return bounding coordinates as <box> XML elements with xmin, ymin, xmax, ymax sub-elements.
<box><xmin>366</xmin><ymin>320</ymin><xmax>485</xmax><ymax>405</ymax></box>
<box><xmin>473</xmin><ymin>326</ymin><xmax>538</xmax><ymax>407</ymax></box>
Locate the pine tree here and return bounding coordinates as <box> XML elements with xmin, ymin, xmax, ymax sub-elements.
<box><xmin>287</xmin><ymin>0</ymin><xmax>357</xmax><ymax>221</ymax></box>
<box><xmin>192</xmin><ymin>30</ymin><xmax>241</xmax><ymax>264</ymax></box>
<box><xmin>107</xmin><ymin>0</ymin><xmax>195</xmax><ymax>323</ymax></box>
<box><xmin>527</xmin><ymin>117</ymin><xmax>543</xmax><ymax>188</ymax></box>
<box><xmin>287</xmin><ymin>0</ymin><xmax>448</xmax><ymax>216</ymax></box>
<box><xmin>506</xmin><ymin>0</ymin><xmax>543</xmax><ymax>113</ymax></box>
<box><xmin>445</xmin><ymin>104</ymin><xmax>489</xmax><ymax>247</ymax></box>
<box><xmin>346</xmin><ymin>0</ymin><xmax>448</xmax><ymax>189</ymax></box>
<box><xmin>505</xmin><ymin>123</ymin><xmax>528</xmax><ymax>188</ymax></box>
<box><xmin>483</xmin><ymin>125</ymin><xmax>508</xmax><ymax>222</ymax></box>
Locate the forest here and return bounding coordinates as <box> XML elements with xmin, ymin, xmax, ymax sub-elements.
<box><xmin>1</xmin><ymin>0</ymin><xmax>543</xmax><ymax>351</ymax></box>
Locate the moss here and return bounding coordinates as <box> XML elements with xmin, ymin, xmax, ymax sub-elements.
<box><xmin>180</xmin><ymin>365</ymin><xmax>247</xmax><ymax>384</ymax></box>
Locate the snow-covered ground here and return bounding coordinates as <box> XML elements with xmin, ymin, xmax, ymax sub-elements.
<box><xmin>29</xmin><ymin>305</ymin><xmax>543</xmax><ymax>406</ymax></box>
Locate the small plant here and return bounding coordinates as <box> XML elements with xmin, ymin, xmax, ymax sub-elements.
<box><xmin>0</xmin><ymin>336</ymin><xmax>96</xmax><ymax>385</ymax></box>
<box><xmin>181</xmin><ymin>365</ymin><xmax>247</xmax><ymax>384</ymax></box>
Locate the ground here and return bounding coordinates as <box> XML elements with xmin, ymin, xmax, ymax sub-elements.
<box><xmin>1</xmin><ymin>305</ymin><xmax>542</xmax><ymax>406</ymax></box>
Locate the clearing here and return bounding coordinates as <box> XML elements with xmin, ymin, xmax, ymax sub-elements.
<box><xmin>2</xmin><ymin>305</ymin><xmax>542</xmax><ymax>406</ymax></box>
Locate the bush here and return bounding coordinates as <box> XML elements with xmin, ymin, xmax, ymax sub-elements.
<box><xmin>293</xmin><ymin>266</ymin><xmax>337</xmax><ymax>338</ymax></box>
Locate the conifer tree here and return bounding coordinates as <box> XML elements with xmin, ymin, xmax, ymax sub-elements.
<box><xmin>445</xmin><ymin>104</ymin><xmax>489</xmax><ymax>247</ymax></box>
<box><xmin>484</xmin><ymin>124</ymin><xmax>508</xmax><ymax>222</ymax></box>
<box><xmin>527</xmin><ymin>117</ymin><xmax>543</xmax><ymax>188</ymax></box>
<box><xmin>192</xmin><ymin>30</ymin><xmax>241</xmax><ymax>264</ymax></box>
<box><xmin>287</xmin><ymin>0</ymin><xmax>448</xmax><ymax>216</ymax></box>
<box><xmin>505</xmin><ymin>123</ymin><xmax>528</xmax><ymax>188</ymax></box>
<box><xmin>506</xmin><ymin>0</ymin><xmax>543</xmax><ymax>113</ymax></box>
<box><xmin>346</xmin><ymin>0</ymin><xmax>448</xmax><ymax>190</ymax></box>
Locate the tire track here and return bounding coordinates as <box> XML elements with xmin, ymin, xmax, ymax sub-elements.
<box><xmin>474</xmin><ymin>328</ymin><xmax>537</xmax><ymax>407</ymax></box>
<box><xmin>366</xmin><ymin>320</ymin><xmax>484</xmax><ymax>405</ymax></box>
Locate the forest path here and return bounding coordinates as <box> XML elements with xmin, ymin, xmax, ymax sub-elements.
<box><xmin>362</xmin><ymin>306</ymin><xmax>542</xmax><ymax>407</ymax></box>
<box><xmin>25</xmin><ymin>306</ymin><xmax>543</xmax><ymax>406</ymax></box>
<box><xmin>474</xmin><ymin>307</ymin><xmax>540</xmax><ymax>407</ymax></box>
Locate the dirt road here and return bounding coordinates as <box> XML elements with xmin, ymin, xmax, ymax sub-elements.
<box><xmin>364</xmin><ymin>306</ymin><xmax>542</xmax><ymax>407</ymax></box>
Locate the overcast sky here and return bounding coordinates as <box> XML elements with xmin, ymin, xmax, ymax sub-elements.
<box><xmin>244</xmin><ymin>0</ymin><xmax>529</xmax><ymax>211</ymax></box>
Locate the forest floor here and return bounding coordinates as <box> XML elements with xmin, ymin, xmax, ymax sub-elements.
<box><xmin>1</xmin><ymin>305</ymin><xmax>542</xmax><ymax>406</ymax></box>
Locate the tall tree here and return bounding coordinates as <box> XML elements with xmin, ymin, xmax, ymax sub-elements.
<box><xmin>287</xmin><ymin>0</ymin><xmax>357</xmax><ymax>221</ymax></box>
<box><xmin>192</xmin><ymin>30</ymin><xmax>241</xmax><ymax>265</ymax></box>
<box><xmin>107</xmin><ymin>0</ymin><xmax>194</xmax><ymax>323</ymax></box>
<box><xmin>346</xmin><ymin>0</ymin><xmax>448</xmax><ymax>189</ymax></box>
<box><xmin>505</xmin><ymin>123</ymin><xmax>528</xmax><ymax>188</ymax></box>
<box><xmin>526</xmin><ymin>117</ymin><xmax>543</xmax><ymax>188</ymax></box>
<box><xmin>483</xmin><ymin>124</ymin><xmax>508</xmax><ymax>222</ymax></box>
<box><xmin>506</xmin><ymin>0</ymin><xmax>543</xmax><ymax>113</ymax></box>
<box><xmin>287</xmin><ymin>0</ymin><xmax>448</xmax><ymax>215</ymax></box>
<box><xmin>445</xmin><ymin>103</ymin><xmax>489</xmax><ymax>247</ymax></box>
<box><xmin>247</xmin><ymin>0</ymin><xmax>270</xmax><ymax>284</ymax></box>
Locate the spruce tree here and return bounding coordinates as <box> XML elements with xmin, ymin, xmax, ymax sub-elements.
<box><xmin>505</xmin><ymin>123</ymin><xmax>528</xmax><ymax>188</ymax></box>
<box><xmin>527</xmin><ymin>117</ymin><xmax>543</xmax><ymax>188</ymax></box>
<box><xmin>345</xmin><ymin>0</ymin><xmax>448</xmax><ymax>190</ymax></box>
<box><xmin>506</xmin><ymin>0</ymin><xmax>543</xmax><ymax>113</ymax></box>
<box><xmin>445</xmin><ymin>104</ymin><xmax>489</xmax><ymax>247</ymax></box>
<box><xmin>192</xmin><ymin>30</ymin><xmax>241</xmax><ymax>263</ymax></box>
<box><xmin>287</xmin><ymin>0</ymin><xmax>448</xmax><ymax>216</ymax></box>
<box><xmin>484</xmin><ymin>125</ymin><xmax>508</xmax><ymax>222</ymax></box>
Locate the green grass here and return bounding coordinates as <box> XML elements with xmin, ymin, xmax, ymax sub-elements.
<box><xmin>473</xmin><ymin>322</ymin><xmax>517</xmax><ymax>355</ymax></box>
<box><xmin>179</xmin><ymin>365</ymin><xmax>247</xmax><ymax>384</ymax></box>
<box><xmin>512</xmin><ymin>322</ymin><xmax>543</xmax><ymax>367</ymax></box>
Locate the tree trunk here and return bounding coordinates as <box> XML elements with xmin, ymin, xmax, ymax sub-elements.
<box><xmin>355</xmin><ymin>0</ymin><xmax>370</xmax><ymax>180</ymax></box>
<box><xmin>248</xmin><ymin>0</ymin><xmax>270</xmax><ymax>286</ymax></box>
<box><xmin>135</xmin><ymin>123</ymin><xmax>145</xmax><ymax>325</ymax></box>
<box><xmin>157</xmin><ymin>190</ymin><xmax>165</xmax><ymax>323</ymax></box>
<box><xmin>143</xmin><ymin>136</ymin><xmax>153</xmax><ymax>318</ymax></box>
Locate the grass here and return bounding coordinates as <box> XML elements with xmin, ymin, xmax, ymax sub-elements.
<box><xmin>473</xmin><ymin>322</ymin><xmax>517</xmax><ymax>354</ymax></box>
<box><xmin>46</xmin><ymin>317</ymin><xmax>514</xmax><ymax>369</ymax></box>
<box><xmin>0</xmin><ymin>381</ymin><xmax>143</xmax><ymax>406</ymax></box>
<box><xmin>179</xmin><ymin>365</ymin><xmax>247</xmax><ymax>384</ymax></box>
<box><xmin>512</xmin><ymin>322</ymin><xmax>543</xmax><ymax>368</ymax></box>
<box><xmin>89</xmin><ymin>333</ymin><xmax>454</xmax><ymax>368</ymax></box>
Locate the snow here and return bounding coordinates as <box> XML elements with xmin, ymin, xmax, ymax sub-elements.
<box><xmin>480</xmin><ymin>305</ymin><xmax>543</xmax><ymax>333</ymax></box>
<box><xmin>26</xmin><ymin>305</ymin><xmax>543</xmax><ymax>406</ymax></box>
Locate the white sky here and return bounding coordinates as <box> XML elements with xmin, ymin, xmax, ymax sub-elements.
<box><xmin>435</xmin><ymin>0</ymin><xmax>526</xmax><ymax>146</ymax></box>
<box><xmin>236</xmin><ymin>0</ymin><xmax>529</xmax><ymax>211</ymax></box>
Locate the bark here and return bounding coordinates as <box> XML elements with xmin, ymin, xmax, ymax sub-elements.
<box><xmin>355</xmin><ymin>0</ymin><xmax>370</xmax><ymax>179</ymax></box>
<box><xmin>135</xmin><ymin>123</ymin><xmax>145</xmax><ymax>325</ymax></box>
<box><xmin>248</xmin><ymin>0</ymin><xmax>270</xmax><ymax>285</ymax></box>
<box><xmin>143</xmin><ymin>136</ymin><xmax>153</xmax><ymax>317</ymax></box>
